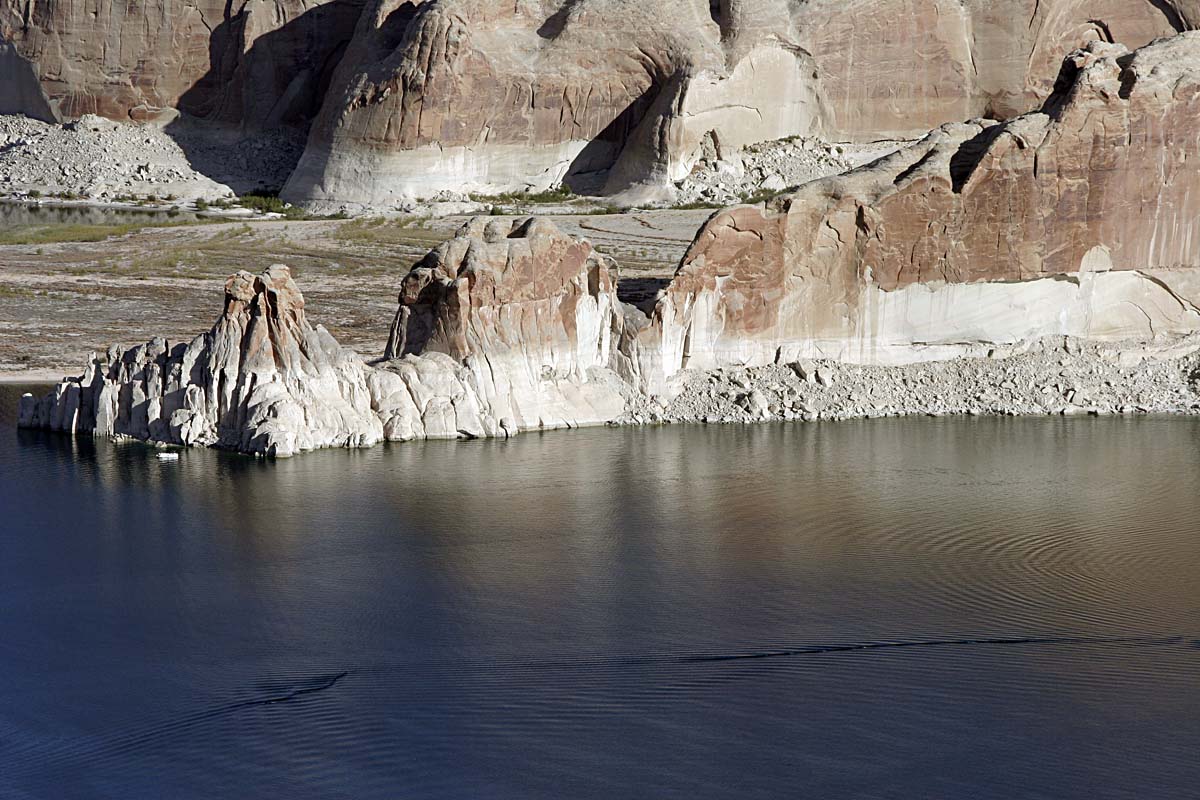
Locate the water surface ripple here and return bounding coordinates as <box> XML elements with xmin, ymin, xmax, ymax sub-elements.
<box><xmin>1</xmin><ymin>386</ymin><xmax>1198</xmax><ymax>799</ymax></box>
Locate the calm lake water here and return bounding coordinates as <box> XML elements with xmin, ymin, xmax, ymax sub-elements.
<box><xmin>1</xmin><ymin>384</ymin><xmax>1198</xmax><ymax>799</ymax></box>
<box><xmin>0</xmin><ymin>201</ymin><xmax>204</xmax><ymax>228</ymax></box>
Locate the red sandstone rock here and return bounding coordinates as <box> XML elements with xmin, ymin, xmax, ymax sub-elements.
<box><xmin>634</xmin><ymin>34</ymin><xmax>1200</xmax><ymax>393</ymax></box>
<box><xmin>4</xmin><ymin>0</ymin><xmax>1197</xmax><ymax>204</ymax></box>
<box><xmin>384</xmin><ymin>216</ymin><xmax>634</xmax><ymax>430</ymax></box>
<box><xmin>0</xmin><ymin>0</ymin><xmax>365</xmax><ymax>126</ymax></box>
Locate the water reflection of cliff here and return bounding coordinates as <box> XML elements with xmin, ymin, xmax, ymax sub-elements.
<box><xmin>0</xmin><ymin>200</ymin><xmax>200</xmax><ymax>228</ymax></box>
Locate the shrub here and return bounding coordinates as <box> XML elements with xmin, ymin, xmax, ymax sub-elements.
<box><xmin>471</xmin><ymin>185</ymin><xmax>575</xmax><ymax>205</ymax></box>
<box><xmin>238</xmin><ymin>192</ymin><xmax>307</xmax><ymax>219</ymax></box>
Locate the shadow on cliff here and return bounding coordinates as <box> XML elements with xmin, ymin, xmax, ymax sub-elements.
<box><xmin>0</xmin><ymin>42</ymin><xmax>59</xmax><ymax>123</ymax></box>
<box><xmin>162</xmin><ymin>0</ymin><xmax>366</xmax><ymax>195</ymax></box>
<box><xmin>561</xmin><ymin>73</ymin><xmax>677</xmax><ymax>197</ymax></box>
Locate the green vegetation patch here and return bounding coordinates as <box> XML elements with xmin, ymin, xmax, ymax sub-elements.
<box><xmin>333</xmin><ymin>216</ymin><xmax>441</xmax><ymax>246</ymax></box>
<box><xmin>236</xmin><ymin>193</ymin><xmax>306</xmax><ymax>218</ymax></box>
<box><xmin>469</xmin><ymin>186</ymin><xmax>575</xmax><ymax>205</ymax></box>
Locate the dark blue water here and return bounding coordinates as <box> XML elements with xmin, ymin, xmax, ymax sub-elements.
<box><xmin>2</xmin><ymin>384</ymin><xmax>1199</xmax><ymax>799</ymax></box>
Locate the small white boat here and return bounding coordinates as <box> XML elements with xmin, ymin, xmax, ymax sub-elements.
<box><xmin>156</xmin><ymin>452</ymin><xmax>180</xmax><ymax>462</ymax></box>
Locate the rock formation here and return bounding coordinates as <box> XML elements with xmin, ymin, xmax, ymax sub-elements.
<box><xmin>795</xmin><ymin>0</ymin><xmax>1200</xmax><ymax>137</ymax></box>
<box><xmin>4</xmin><ymin>0</ymin><xmax>1198</xmax><ymax>204</ymax></box>
<box><xmin>380</xmin><ymin>216</ymin><xmax>635</xmax><ymax>434</ymax></box>
<box><xmin>631</xmin><ymin>34</ymin><xmax>1200</xmax><ymax>394</ymax></box>
<box><xmin>19</xmin><ymin>34</ymin><xmax>1200</xmax><ymax>454</ymax></box>
<box><xmin>20</xmin><ymin>265</ymin><xmax>385</xmax><ymax>456</ymax></box>
<box><xmin>21</xmin><ymin>219</ymin><xmax>634</xmax><ymax>454</ymax></box>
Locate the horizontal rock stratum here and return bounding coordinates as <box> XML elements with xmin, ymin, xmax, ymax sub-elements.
<box><xmin>19</xmin><ymin>34</ymin><xmax>1200</xmax><ymax>454</ymax></box>
<box><xmin>4</xmin><ymin>0</ymin><xmax>1198</xmax><ymax>205</ymax></box>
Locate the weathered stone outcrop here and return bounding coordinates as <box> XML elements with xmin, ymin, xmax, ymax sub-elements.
<box><xmin>632</xmin><ymin>34</ymin><xmax>1200</xmax><ymax>394</ymax></box>
<box><xmin>21</xmin><ymin>34</ymin><xmax>1200</xmax><ymax>453</ymax></box>
<box><xmin>20</xmin><ymin>219</ymin><xmax>634</xmax><ymax>454</ymax></box>
<box><xmin>19</xmin><ymin>265</ymin><xmax>385</xmax><ymax>456</ymax></box>
<box><xmin>0</xmin><ymin>0</ymin><xmax>365</xmax><ymax>126</ymax></box>
<box><xmin>283</xmin><ymin>0</ymin><xmax>729</xmax><ymax>208</ymax></box>
<box><xmin>379</xmin><ymin>216</ymin><xmax>635</xmax><ymax>435</ymax></box>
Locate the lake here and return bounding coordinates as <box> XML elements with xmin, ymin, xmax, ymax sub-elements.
<box><xmin>1</xmin><ymin>384</ymin><xmax>1198</xmax><ymax>799</ymax></box>
<box><xmin>0</xmin><ymin>201</ymin><xmax>205</xmax><ymax>228</ymax></box>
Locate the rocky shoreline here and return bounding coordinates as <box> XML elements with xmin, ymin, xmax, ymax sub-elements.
<box><xmin>622</xmin><ymin>338</ymin><xmax>1200</xmax><ymax>426</ymax></box>
<box><xmin>17</xmin><ymin>213</ymin><xmax>1200</xmax><ymax>456</ymax></box>
<box><xmin>17</xmin><ymin>330</ymin><xmax>1200</xmax><ymax>454</ymax></box>
<box><xmin>15</xmin><ymin>33</ymin><xmax>1200</xmax><ymax>455</ymax></box>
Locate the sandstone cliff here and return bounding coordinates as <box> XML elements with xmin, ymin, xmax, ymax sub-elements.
<box><xmin>283</xmin><ymin>0</ymin><xmax>1200</xmax><ymax>208</ymax></box>
<box><xmin>798</xmin><ymin>0</ymin><xmax>1200</xmax><ymax>136</ymax></box>
<box><xmin>0</xmin><ymin>0</ymin><xmax>365</xmax><ymax>126</ymax></box>
<box><xmin>20</xmin><ymin>34</ymin><xmax>1200</xmax><ymax>453</ymax></box>
<box><xmin>631</xmin><ymin>34</ymin><xmax>1200</xmax><ymax>394</ymax></box>
<box><xmin>4</xmin><ymin>0</ymin><xmax>1197</xmax><ymax>205</ymax></box>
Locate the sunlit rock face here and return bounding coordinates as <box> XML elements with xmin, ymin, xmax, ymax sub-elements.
<box><xmin>284</xmin><ymin>0</ymin><xmax>1199</xmax><ymax>208</ymax></box>
<box><xmin>632</xmin><ymin>34</ymin><xmax>1200</xmax><ymax>394</ymax></box>
<box><xmin>3</xmin><ymin>0</ymin><xmax>1196</xmax><ymax>203</ymax></box>
<box><xmin>0</xmin><ymin>0</ymin><xmax>366</xmax><ymax>126</ymax></box>
<box><xmin>281</xmin><ymin>0</ymin><xmax>837</xmax><ymax>209</ymax></box>
<box><xmin>19</xmin><ymin>265</ymin><xmax>385</xmax><ymax>457</ymax></box>
<box><xmin>19</xmin><ymin>34</ymin><xmax>1200</xmax><ymax>453</ymax></box>
<box><xmin>378</xmin><ymin>217</ymin><xmax>636</xmax><ymax>437</ymax></box>
<box><xmin>20</xmin><ymin>220</ymin><xmax>637</xmax><ymax>454</ymax></box>
<box><xmin>282</xmin><ymin>0</ymin><xmax>724</xmax><ymax>209</ymax></box>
